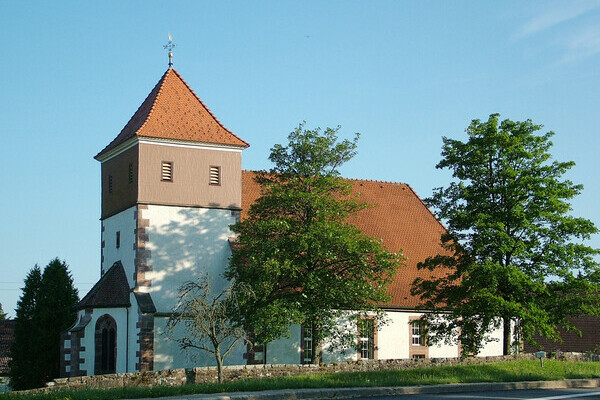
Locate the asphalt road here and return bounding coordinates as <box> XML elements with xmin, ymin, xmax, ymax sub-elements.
<box><xmin>358</xmin><ymin>388</ymin><xmax>600</xmax><ymax>399</ymax></box>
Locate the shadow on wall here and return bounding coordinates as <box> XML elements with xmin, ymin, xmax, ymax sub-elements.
<box><xmin>144</xmin><ymin>207</ymin><xmax>237</xmax><ymax>313</ymax></box>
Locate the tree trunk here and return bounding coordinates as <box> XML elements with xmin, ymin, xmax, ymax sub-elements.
<box><xmin>312</xmin><ymin>325</ymin><xmax>323</xmax><ymax>365</ymax></box>
<box><xmin>215</xmin><ymin>344</ymin><xmax>224</xmax><ymax>383</ymax></box>
<box><xmin>216</xmin><ymin>356</ymin><xmax>223</xmax><ymax>383</ymax></box>
<box><xmin>503</xmin><ymin>316</ymin><xmax>511</xmax><ymax>356</ymax></box>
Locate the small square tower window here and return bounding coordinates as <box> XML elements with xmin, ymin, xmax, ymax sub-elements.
<box><xmin>108</xmin><ymin>175</ymin><xmax>113</xmax><ymax>193</ymax></box>
<box><xmin>161</xmin><ymin>161</ymin><xmax>173</xmax><ymax>182</ymax></box>
<box><xmin>209</xmin><ymin>166</ymin><xmax>221</xmax><ymax>186</ymax></box>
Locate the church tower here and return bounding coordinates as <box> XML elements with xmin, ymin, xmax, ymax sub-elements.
<box><xmin>95</xmin><ymin>67</ymin><xmax>248</xmax><ymax>290</ymax></box>
<box><xmin>61</xmin><ymin>67</ymin><xmax>249</xmax><ymax>376</ymax></box>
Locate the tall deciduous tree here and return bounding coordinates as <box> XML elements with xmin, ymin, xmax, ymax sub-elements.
<box><xmin>9</xmin><ymin>259</ymin><xmax>78</xmax><ymax>389</ymax></box>
<box><xmin>226</xmin><ymin>124</ymin><xmax>402</xmax><ymax>363</ymax></box>
<box><xmin>0</xmin><ymin>303</ymin><xmax>6</xmax><ymax>320</ymax></box>
<box><xmin>412</xmin><ymin>114</ymin><xmax>599</xmax><ymax>356</ymax></box>
<box><xmin>166</xmin><ymin>275</ymin><xmax>249</xmax><ymax>383</ymax></box>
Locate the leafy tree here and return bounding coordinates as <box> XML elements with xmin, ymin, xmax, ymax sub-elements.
<box><xmin>412</xmin><ymin>114</ymin><xmax>599</xmax><ymax>356</ymax></box>
<box><xmin>9</xmin><ymin>266</ymin><xmax>42</xmax><ymax>389</ymax></box>
<box><xmin>9</xmin><ymin>259</ymin><xmax>78</xmax><ymax>389</ymax></box>
<box><xmin>166</xmin><ymin>275</ymin><xmax>250</xmax><ymax>383</ymax></box>
<box><xmin>0</xmin><ymin>303</ymin><xmax>6</xmax><ymax>320</ymax></box>
<box><xmin>226</xmin><ymin>123</ymin><xmax>402</xmax><ymax>363</ymax></box>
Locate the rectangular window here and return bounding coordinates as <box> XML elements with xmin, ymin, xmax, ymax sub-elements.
<box><xmin>116</xmin><ymin>231</ymin><xmax>120</xmax><ymax>249</ymax></box>
<box><xmin>359</xmin><ymin>319</ymin><xmax>374</xmax><ymax>360</ymax></box>
<box><xmin>108</xmin><ymin>174</ymin><xmax>113</xmax><ymax>193</ymax></box>
<box><xmin>209</xmin><ymin>166</ymin><xmax>221</xmax><ymax>186</ymax></box>
<box><xmin>128</xmin><ymin>163</ymin><xmax>133</xmax><ymax>184</ymax></box>
<box><xmin>412</xmin><ymin>322</ymin><xmax>424</xmax><ymax>346</ymax></box>
<box><xmin>302</xmin><ymin>326</ymin><xmax>313</xmax><ymax>364</ymax></box>
<box><xmin>250</xmin><ymin>343</ymin><xmax>265</xmax><ymax>364</ymax></box>
<box><xmin>161</xmin><ymin>161</ymin><xmax>173</xmax><ymax>182</ymax></box>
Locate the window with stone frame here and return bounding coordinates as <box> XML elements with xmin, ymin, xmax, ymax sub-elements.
<box><xmin>245</xmin><ymin>331</ymin><xmax>266</xmax><ymax>365</ymax></box>
<box><xmin>408</xmin><ymin>316</ymin><xmax>428</xmax><ymax>359</ymax></box>
<box><xmin>412</xmin><ymin>321</ymin><xmax>424</xmax><ymax>346</ymax></box>
<box><xmin>95</xmin><ymin>314</ymin><xmax>117</xmax><ymax>375</ymax></box>
<box><xmin>358</xmin><ymin>318</ymin><xmax>376</xmax><ymax>360</ymax></box>
<box><xmin>301</xmin><ymin>325</ymin><xmax>314</xmax><ymax>364</ymax></box>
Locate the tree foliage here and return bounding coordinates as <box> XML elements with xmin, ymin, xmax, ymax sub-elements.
<box><xmin>226</xmin><ymin>123</ymin><xmax>402</xmax><ymax>363</ymax></box>
<box><xmin>0</xmin><ymin>303</ymin><xmax>6</xmax><ymax>320</ymax></box>
<box><xmin>166</xmin><ymin>275</ymin><xmax>249</xmax><ymax>383</ymax></box>
<box><xmin>9</xmin><ymin>265</ymin><xmax>42</xmax><ymax>389</ymax></box>
<box><xmin>412</xmin><ymin>114</ymin><xmax>600</xmax><ymax>356</ymax></box>
<box><xmin>9</xmin><ymin>259</ymin><xmax>78</xmax><ymax>389</ymax></box>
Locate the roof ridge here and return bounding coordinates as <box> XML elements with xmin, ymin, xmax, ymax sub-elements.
<box><xmin>404</xmin><ymin>184</ymin><xmax>448</xmax><ymax>232</ymax></box>
<box><xmin>135</xmin><ymin>69</ymin><xmax>170</xmax><ymax>137</ymax></box>
<box><xmin>241</xmin><ymin>170</ymin><xmax>408</xmax><ymax>186</ymax></box>
<box><xmin>95</xmin><ymin>69</ymin><xmax>168</xmax><ymax>159</ymax></box>
<box><xmin>344</xmin><ymin>177</ymin><xmax>409</xmax><ymax>186</ymax></box>
<box><xmin>170</xmin><ymin>69</ymin><xmax>249</xmax><ymax>147</ymax></box>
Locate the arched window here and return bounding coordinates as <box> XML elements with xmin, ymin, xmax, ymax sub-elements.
<box><xmin>95</xmin><ymin>314</ymin><xmax>117</xmax><ymax>374</ymax></box>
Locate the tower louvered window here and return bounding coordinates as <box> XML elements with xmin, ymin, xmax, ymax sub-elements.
<box><xmin>128</xmin><ymin>163</ymin><xmax>133</xmax><ymax>184</ymax></box>
<box><xmin>209</xmin><ymin>166</ymin><xmax>221</xmax><ymax>186</ymax></box>
<box><xmin>108</xmin><ymin>175</ymin><xmax>113</xmax><ymax>193</ymax></box>
<box><xmin>161</xmin><ymin>161</ymin><xmax>173</xmax><ymax>182</ymax></box>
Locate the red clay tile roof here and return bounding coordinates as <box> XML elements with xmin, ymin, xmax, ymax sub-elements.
<box><xmin>241</xmin><ymin>171</ymin><xmax>451</xmax><ymax>309</ymax></box>
<box><xmin>0</xmin><ymin>319</ymin><xmax>15</xmax><ymax>375</ymax></box>
<box><xmin>78</xmin><ymin>261</ymin><xmax>131</xmax><ymax>309</ymax></box>
<box><xmin>96</xmin><ymin>68</ymin><xmax>249</xmax><ymax>159</ymax></box>
<box><xmin>524</xmin><ymin>315</ymin><xmax>600</xmax><ymax>353</ymax></box>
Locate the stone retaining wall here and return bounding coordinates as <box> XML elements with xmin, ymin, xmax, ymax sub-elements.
<box><xmin>37</xmin><ymin>353</ymin><xmax>597</xmax><ymax>392</ymax></box>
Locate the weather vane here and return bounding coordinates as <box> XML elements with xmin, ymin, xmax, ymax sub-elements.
<box><xmin>163</xmin><ymin>33</ymin><xmax>177</xmax><ymax>68</ymax></box>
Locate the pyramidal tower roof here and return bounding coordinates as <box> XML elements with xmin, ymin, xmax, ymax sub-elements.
<box><xmin>96</xmin><ymin>68</ymin><xmax>249</xmax><ymax>159</ymax></box>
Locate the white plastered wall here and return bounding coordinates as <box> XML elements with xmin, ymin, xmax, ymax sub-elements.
<box><xmin>141</xmin><ymin>205</ymin><xmax>236</xmax><ymax>313</ymax></box>
<box><xmin>475</xmin><ymin>320</ymin><xmax>505</xmax><ymax>357</ymax></box>
<box><xmin>266</xmin><ymin>325</ymin><xmax>302</xmax><ymax>364</ymax></box>
<box><xmin>102</xmin><ymin>206</ymin><xmax>137</xmax><ymax>287</ymax></box>
<box><xmin>153</xmin><ymin>315</ymin><xmax>246</xmax><ymax>370</ymax></box>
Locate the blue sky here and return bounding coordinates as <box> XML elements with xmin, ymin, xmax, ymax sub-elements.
<box><xmin>1</xmin><ymin>1</ymin><xmax>599</xmax><ymax>317</ymax></box>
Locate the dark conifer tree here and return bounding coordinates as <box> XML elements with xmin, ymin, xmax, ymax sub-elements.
<box><xmin>9</xmin><ymin>266</ymin><xmax>42</xmax><ymax>390</ymax></box>
<box><xmin>9</xmin><ymin>259</ymin><xmax>78</xmax><ymax>389</ymax></box>
<box><xmin>37</xmin><ymin>258</ymin><xmax>79</xmax><ymax>383</ymax></box>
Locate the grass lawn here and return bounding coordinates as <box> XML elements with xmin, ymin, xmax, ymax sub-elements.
<box><xmin>2</xmin><ymin>360</ymin><xmax>600</xmax><ymax>400</ymax></box>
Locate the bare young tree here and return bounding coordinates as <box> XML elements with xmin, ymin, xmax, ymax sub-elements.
<box><xmin>166</xmin><ymin>275</ymin><xmax>250</xmax><ymax>383</ymax></box>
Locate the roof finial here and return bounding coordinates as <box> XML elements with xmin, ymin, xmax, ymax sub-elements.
<box><xmin>163</xmin><ymin>33</ymin><xmax>177</xmax><ymax>68</ymax></box>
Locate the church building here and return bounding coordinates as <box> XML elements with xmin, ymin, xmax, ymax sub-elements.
<box><xmin>60</xmin><ymin>65</ymin><xmax>503</xmax><ymax>377</ymax></box>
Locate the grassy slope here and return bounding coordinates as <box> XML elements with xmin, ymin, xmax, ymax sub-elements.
<box><xmin>3</xmin><ymin>360</ymin><xmax>600</xmax><ymax>400</ymax></box>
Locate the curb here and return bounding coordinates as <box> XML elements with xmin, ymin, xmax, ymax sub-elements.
<box><xmin>132</xmin><ymin>378</ymin><xmax>600</xmax><ymax>400</ymax></box>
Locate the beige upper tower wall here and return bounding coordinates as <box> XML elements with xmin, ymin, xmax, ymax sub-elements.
<box><xmin>137</xmin><ymin>142</ymin><xmax>242</xmax><ymax>210</ymax></box>
<box><xmin>101</xmin><ymin>146</ymin><xmax>139</xmax><ymax>219</ymax></box>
